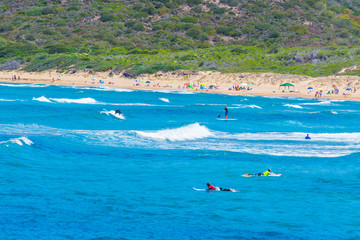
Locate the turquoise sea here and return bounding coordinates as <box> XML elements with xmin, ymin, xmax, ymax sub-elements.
<box><xmin>0</xmin><ymin>82</ymin><xmax>359</xmax><ymax>239</ymax></box>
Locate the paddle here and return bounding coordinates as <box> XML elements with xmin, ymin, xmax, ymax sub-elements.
<box><xmin>217</xmin><ymin>111</ymin><xmax>223</xmax><ymax>118</ymax></box>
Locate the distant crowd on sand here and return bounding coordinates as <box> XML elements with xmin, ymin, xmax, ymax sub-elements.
<box><xmin>310</xmin><ymin>87</ymin><xmax>356</xmax><ymax>98</ymax></box>
<box><xmin>11</xmin><ymin>75</ymin><xmax>20</xmax><ymax>80</ymax></box>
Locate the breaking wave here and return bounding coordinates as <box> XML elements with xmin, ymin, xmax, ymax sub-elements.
<box><xmin>32</xmin><ymin>96</ymin><xmax>52</xmax><ymax>103</ymax></box>
<box><xmin>0</xmin><ymin>137</ymin><xmax>33</xmax><ymax>146</ymax></box>
<box><xmin>135</xmin><ymin>123</ymin><xmax>213</xmax><ymax>141</ymax></box>
<box><xmin>284</xmin><ymin>104</ymin><xmax>303</xmax><ymax>109</ymax></box>
<box><xmin>50</xmin><ymin>97</ymin><xmax>98</xmax><ymax>104</ymax></box>
<box><xmin>159</xmin><ymin>98</ymin><xmax>170</xmax><ymax>103</ymax></box>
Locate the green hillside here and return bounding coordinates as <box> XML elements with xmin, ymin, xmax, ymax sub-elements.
<box><xmin>1</xmin><ymin>0</ymin><xmax>360</xmax><ymax>76</ymax></box>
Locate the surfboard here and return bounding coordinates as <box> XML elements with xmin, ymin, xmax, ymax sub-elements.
<box><xmin>216</xmin><ymin>118</ymin><xmax>237</xmax><ymax>121</ymax></box>
<box><xmin>242</xmin><ymin>173</ymin><xmax>281</xmax><ymax>177</ymax></box>
<box><xmin>193</xmin><ymin>187</ymin><xmax>239</xmax><ymax>192</ymax></box>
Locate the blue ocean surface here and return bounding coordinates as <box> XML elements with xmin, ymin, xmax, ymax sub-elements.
<box><xmin>0</xmin><ymin>82</ymin><xmax>359</xmax><ymax>240</ymax></box>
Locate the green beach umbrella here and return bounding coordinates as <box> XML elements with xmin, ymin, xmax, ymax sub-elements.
<box><xmin>280</xmin><ymin>83</ymin><xmax>294</xmax><ymax>87</ymax></box>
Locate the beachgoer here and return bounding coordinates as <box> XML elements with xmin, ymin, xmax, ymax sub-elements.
<box><xmin>115</xmin><ymin>109</ymin><xmax>122</xmax><ymax>115</ymax></box>
<box><xmin>305</xmin><ymin>134</ymin><xmax>311</xmax><ymax>140</ymax></box>
<box><xmin>224</xmin><ymin>105</ymin><xmax>228</xmax><ymax>119</ymax></box>
<box><xmin>206</xmin><ymin>182</ymin><xmax>234</xmax><ymax>192</ymax></box>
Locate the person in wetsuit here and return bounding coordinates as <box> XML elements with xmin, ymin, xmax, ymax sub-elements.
<box><xmin>224</xmin><ymin>105</ymin><xmax>228</xmax><ymax>119</ymax></box>
<box><xmin>305</xmin><ymin>134</ymin><xmax>311</xmax><ymax>140</ymax></box>
<box><xmin>207</xmin><ymin>182</ymin><xmax>234</xmax><ymax>191</ymax></box>
<box><xmin>115</xmin><ymin>109</ymin><xmax>122</xmax><ymax>115</ymax></box>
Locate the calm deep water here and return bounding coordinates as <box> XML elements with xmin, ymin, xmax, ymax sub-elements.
<box><xmin>0</xmin><ymin>83</ymin><xmax>359</xmax><ymax>239</ymax></box>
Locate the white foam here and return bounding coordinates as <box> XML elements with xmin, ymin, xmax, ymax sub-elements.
<box><xmin>207</xmin><ymin>143</ymin><xmax>355</xmax><ymax>157</ymax></box>
<box><xmin>111</xmin><ymin>103</ymin><xmax>162</xmax><ymax>106</ymax></box>
<box><xmin>0</xmin><ymin>136</ymin><xmax>34</xmax><ymax>146</ymax></box>
<box><xmin>301</xmin><ymin>100</ymin><xmax>332</xmax><ymax>106</ymax></box>
<box><xmin>233</xmin><ymin>104</ymin><xmax>262</xmax><ymax>109</ymax></box>
<box><xmin>284</xmin><ymin>104</ymin><xmax>303</xmax><ymax>109</ymax></box>
<box><xmin>159</xmin><ymin>98</ymin><xmax>170</xmax><ymax>103</ymax></box>
<box><xmin>331</xmin><ymin>110</ymin><xmax>338</xmax><ymax>114</ymax></box>
<box><xmin>0</xmin><ymin>83</ymin><xmax>49</xmax><ymax>88</ymax></box>
<box><xmin>100</xmin><ymin>110</ymin><xmax>125</xmax><ymax>119</ymax></box>
<box><xmin>50</xmin><ymin>97</ymin><xmax>98</xmax><ymax>104</ymax></box>
<box><xmin>0</xmin><ymin>98</ymin><xmax>17</xmax><ymax>102</ymax></box>
<box><xmin>135</xmin><ymin>123</ymin><xmax>213</xmax><ymax>141</ymax></box>
<box><xmin>217</xmin><ymin>131</ymin><xmax>360</xmax><ymax>143</ymax></box>
<box><xmin>72</xmin><ymin>86</ymin><xmax>134</xmax><ymax>92</ymax></box>
<box><xmin>32</xmin><ymin>96</ymin><xmax>52</xmax><ymax>103</ymax></box>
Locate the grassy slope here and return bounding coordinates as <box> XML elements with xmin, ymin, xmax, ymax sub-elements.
<box><xmin>0</xmin><ymin>0</ymin><xmax>360</xmax><ymax>77</ymax></box>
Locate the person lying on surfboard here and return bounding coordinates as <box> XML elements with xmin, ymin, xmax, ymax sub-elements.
<box><xmin>207</xmin><ymin>182</ymin><xmax>237</xmax><ymax>192</ymax></box>
<box><xmin>242</xmin><ymin>168</ymin><xmax>281</xmax><ymax>177</ymax></box>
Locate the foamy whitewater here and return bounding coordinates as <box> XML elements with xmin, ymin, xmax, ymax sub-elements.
<box><xmin>1</xmin><ymin>83</ymin><xmax>359</xmax><ymax>239</ymax></box>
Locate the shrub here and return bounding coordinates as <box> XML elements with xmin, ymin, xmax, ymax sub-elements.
<box><xmin>181</xmin><ymin>16</ymin><xmax>199</xmax><ymax>23</ymax></box>
<box><xmin>100</xmin><ymin>11</ymin><xmax>115</xmax><ymax>22</ymax></box>
<box><xmin>45</xmin><ymin>44</ymin><xmax>71</xmax><ymax>54</ymax></box>
<box><xmin>186</xmin><ymin>27</ymin><xmax>202</xmax><ymax>39</ymax></box>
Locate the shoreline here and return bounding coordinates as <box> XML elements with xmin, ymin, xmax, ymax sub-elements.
<box><xmin>1</xmin><ymin>70</ymin><xmax>360</xmax><ymax>101</ymax></box>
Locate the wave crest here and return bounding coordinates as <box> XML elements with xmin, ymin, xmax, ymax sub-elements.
<box><xmin>0</xmin><ymin>137</ymin><xmax>34</xmax><ymax>146</ymax></box>
<box><xmin>50</xmin><ymin>97</ymin><xmax>98</xmax><ymax>104</ymax></box>
<box><xmin>33</xmin><ymin>96</ymin><xmax>52</xmax><ymax>103</ymax></box>
<box><xmin>135</xmin><ymin>123</ymin><xmax>212</xmax><ymax>141</ymax></box>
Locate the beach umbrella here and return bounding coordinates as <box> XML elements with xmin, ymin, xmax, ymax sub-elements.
<box><xmin>200</xmin><ymin>83</ymin><xmax>206</xmax><ymax>85</ymax></box>
<box><xmin>99</xmin><ymin>80</ymin><xmax>104</xmax><ymax>84</ymax></box>
<box><xmin>307</xmin><ymin>87</ymin><xmax>313</xmax><ymax>89</ymax></box>
<box><xmin>247</xmin><ymin>84</ymin><xmax>253</xmax><ymax>86</ymax></box>
<box><xmin>146</xmin><ymin>81</ymin><xmax>151</xmax><ymax>83</ymax></box>
<box><xmin>91</xmin><ymin>78</ymin><xmax>96</xmax><ymax>81</ymax></box>
<box><xmin>135</xmin><ymin>79</ymin><xmax>140</xmax><ymax>82</ymax></box>
<box><xmin>169</xmin><ymin>81</ymin><xmax>173</xmax><ymax>83</ymax></box>
<box><xmin>280</xmin><ymin>83</ymin><xmax>294</xmax><ymax>87</ymax></box>
<box><xmin>184</xmin><ymin>82</ymin><xmax>190</xmax><ymax>85</ymax></box>
<box><xmin>346</xmin><ymin>88</ymin><xmax>352</xmax><ymax>90</ymax></box>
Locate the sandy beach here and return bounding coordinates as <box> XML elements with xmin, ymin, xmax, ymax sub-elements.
<box><xmin>1</xmin><ymin>70</ymin><xmax>360</xmax><ymax>101</ymax></box>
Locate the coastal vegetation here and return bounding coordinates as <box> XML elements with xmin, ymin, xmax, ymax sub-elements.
<box><xmin>1</xmin><ymin>0</ymin><xmax>360</xmax><ymax>77</ymax></box>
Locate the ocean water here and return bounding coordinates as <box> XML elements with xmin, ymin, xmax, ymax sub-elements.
<box><xmin>0</xmin><ymin>83</ymin><xmax>359</xmax><ymax>240</ymax></box>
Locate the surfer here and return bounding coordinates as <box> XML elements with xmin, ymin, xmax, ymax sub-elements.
<box><xmin>224</xmin><ymin>105</ymin><xmax>228</xmax><ymax>119</ymax></box>
<box><xmin>305</xmin><ymin>134</ymin><xmax>311</xmax><ymax>140</ymax></box>
<box><xmin>262</xmin><ymin>168</ymin><xmax>271</xmax><ymax>176</ymax></box>
<box><xmin>207</xmin><ymin>182</ymin><xmax>235</xmax><ymax>192</ymax></box>
<box><xmin>250</xmin><ymin>168</ymin><xmax>271</xmax><ymax>176</ymax></box>
<box><xmin>115</xmin><ymin>109</ymin><xmax>122</xmax><ymax>115</ymax></box>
